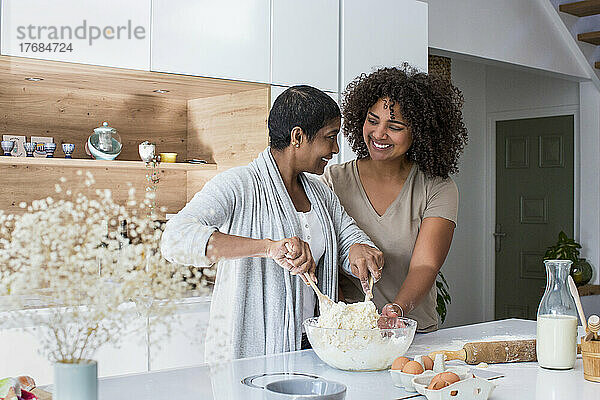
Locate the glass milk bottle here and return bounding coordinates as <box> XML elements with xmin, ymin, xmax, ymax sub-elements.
<box><xmin>536</xmin><ymin>260</ymin><xmax>578</xmax><ymax>369</ymax></box>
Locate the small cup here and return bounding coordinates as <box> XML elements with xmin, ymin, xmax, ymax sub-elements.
<box><xmin>159</xmin><ymin>152</ymin><xmax>177</xmax><ymax>163</ymax></box>
<box><xmin>35</xmin><ymin>143</ymin><xmax>46</xmax><ymax>156</ymax></box>
<box><xmin>1</xmin><ymin>140</ymin><xmax>15</xmax><ymax>156</ymax></box>
<box><xmin>44</xmin><ymin>142</ymin><xmax>57</xmax><ymax>158</ymax></box>
<box><xmin>62</xmin><ymin>143</ymin><xmax>75</xmax><ymax>159</ymax></box>
<box><xmin>139</xmin><ymin>142</ymin><xmax>156</xmax><ymax>162</ymax></box>
<box><xmin>24</xmin><ymin>142</ymin><xmax>36</xmax><ymax>157</ymax></box>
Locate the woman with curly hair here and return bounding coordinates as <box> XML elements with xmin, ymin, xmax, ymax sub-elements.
<box><xmin>323</xmin><ymin>65</ymin><xmax>468</xmax><ymax>332</ymax></box>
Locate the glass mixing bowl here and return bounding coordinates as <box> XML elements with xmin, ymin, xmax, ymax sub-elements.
<box><xmin>303</xmin><ymin>317</ymin><xmax>417</xmax><ymax>371</ymax></box>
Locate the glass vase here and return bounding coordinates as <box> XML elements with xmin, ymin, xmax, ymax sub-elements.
<box><xmin>54</xmin><ymin>360</ymin><xmax>98</xmax><ymax>400</ymax></box>
<box><xmin>536</xmin><ymin>260</ymin><xmax>578</xmax><ymax>370</ymax></box>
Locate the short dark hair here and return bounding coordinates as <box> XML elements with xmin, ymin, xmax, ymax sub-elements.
<box><xmin>269</xmin><ymin>85</ymin><xmax>341</xmax><ymax>150</ymax></box>
<box><xmin>343</xmin><ymin>65</ymin><xmax>468</xmax><ymax>178</ymax></box>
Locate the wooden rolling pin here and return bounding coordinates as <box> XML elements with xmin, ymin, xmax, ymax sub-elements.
<box><xmin>429</xmin><ymin>339</ymin><xmax>582</xmax><ymax>365</ymax></box>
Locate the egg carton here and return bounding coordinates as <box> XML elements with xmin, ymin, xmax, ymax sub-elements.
<box><xmin>390</xmin><ymin>353</ymin><xmax>470</xmax><ymax>392</ymax></box>
<box><xmin>412</xmin><ymin>375</ymin><xmax>496</xmax><ymax>400</ymax></box>
<box><xmin>390</xmin><ymin>366</ymin><xmax>470</xmax><ymax>392</ymax></box>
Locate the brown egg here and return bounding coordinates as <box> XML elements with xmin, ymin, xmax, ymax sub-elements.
<box><xmin>427</xmin><ymin>372</ymin><xmax>461</xmax><ymax>390</ymax></box>
<box><xmin>421</xmin><ymin>355</ymin><xmax>434</xmax><ymax>370</ymax></box>
<box><xmin>391</xmin><ymin>356</ymin><xmax>411</xmax><ymax>370</ymax></box>
<box><xmin>402</xmin><ymin>360</ymin><xmax>425</xmax><ymax>374</ymax></box>
<box><xmin>427</xmin><ymin>376</ymin><xmax>448</xmax><ymax>390</ymax></box>
<box><xmin>439</xmin><ymin>372</ymin><xmax>460</xmax><ymax>385</ymax></box>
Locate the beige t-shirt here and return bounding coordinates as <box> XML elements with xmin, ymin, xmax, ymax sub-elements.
<box><xmin>322</xmin><ymin>160</ymin><xmax>458</xmax><ymax>332</ymax></box>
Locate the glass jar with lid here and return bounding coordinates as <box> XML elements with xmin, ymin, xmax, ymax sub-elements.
<box><xmin>87</xmin><ymin>121</ymin><xmax>122</xmax><ymax>160</ymax></box>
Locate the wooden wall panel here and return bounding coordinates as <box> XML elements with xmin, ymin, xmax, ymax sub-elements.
<box><xmin>0</xmin><ymin>56</ymin><xmax>271</xmax><ymax>217</ymax></box>
<box><xmin>187</xmin><ymin>88</ymin><xmax>270</xmax><ymax>167</ymax></box>
<box><xmin>186</xmin><ymin>169</ymin><xmax>220</xmax><ymax>201</ymax></box>
<box><xmin>0</xmin><ymin>163</ymin><xmax>187</xmax><ymax>218</ymax></box>
<box><xmin>0</xmin><ymin>85</ymin><xmax>187</xmax><ymax>161</ymax></box>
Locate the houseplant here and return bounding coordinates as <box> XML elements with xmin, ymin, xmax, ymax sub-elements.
<box><xmin>544</xmin><ymin>231</ymin><xmax>593</xmax><ymax>286</ymax></box>
<box><xmin>436</xmin><ymin>272</ymin><xmax>451</xmax><ymax>324</ymax></box>
<box><xmin>0</xmin><ymin>171</ymin><xmax>212</xmax><ymax>399</ymax></box>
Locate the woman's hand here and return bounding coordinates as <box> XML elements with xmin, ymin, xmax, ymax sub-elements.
<box><xmin>348</xmin><ymin>243</ymin><xmax>384</xmax><ymax>295</ymax></box>
<box><xmin>377</xmin><ymin>303</ymin><xmax>406</xmax><ymax>329</ymax></box>
<box><xmin>265</xmin><ymin>237</ymin><xmax>316</xmax><ymax>285</ymax></box>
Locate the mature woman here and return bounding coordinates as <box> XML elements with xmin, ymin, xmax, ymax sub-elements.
<box><xmin>323</xmin><ymin>66</ymin><xmax>468</xmax><ymax>332</ymax></box>
<box><xmin>161</xmin><ymin>85</ymin><xmax>383</xmax><ymax>362</ymax></box>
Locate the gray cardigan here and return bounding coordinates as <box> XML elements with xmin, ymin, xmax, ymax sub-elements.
<box><xmin>161</xmin><ymin>148</ymin><xmax>375</xmax><ymax>362</ymax></box>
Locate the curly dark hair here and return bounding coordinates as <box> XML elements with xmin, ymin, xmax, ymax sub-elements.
<box><xmin>342</xmin><ymin>64</ymin><xmax>468</xmax><ymax>178</ymax></box>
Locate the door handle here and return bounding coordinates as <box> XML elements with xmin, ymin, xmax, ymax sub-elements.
<box><xmin>494</xmin><ymin>224</ymin><xmax>506</xmax><ymax>253</ymax></box>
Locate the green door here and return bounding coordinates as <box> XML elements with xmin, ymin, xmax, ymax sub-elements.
<box><xmin>495</xmin><ymin>115</ymin><xmax>574</xmax><ymax>320</ymax></box>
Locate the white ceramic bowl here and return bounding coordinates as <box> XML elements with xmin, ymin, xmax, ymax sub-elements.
<box><xmin>303</xmin><ymin>317</ymin><xmax>417</xmax><ymax>371</ymax></box>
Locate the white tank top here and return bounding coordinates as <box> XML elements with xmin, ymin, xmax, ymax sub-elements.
<box><xmin>297</xmin><ymin>207</ymin><xmax>325</xmax><ymax>327</ymax></box>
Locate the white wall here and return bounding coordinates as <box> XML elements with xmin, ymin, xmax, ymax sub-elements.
<box><xmin>441</xmin><ymin>59</ymin><xmax>487</xmax><ymax>328</ymax></box>
<box><xmin>442</xmin><ymin>58</ymin><xmax>582</xmax><ymax>327</ymax></box>
<box><xmin>425</xmin><ymin>0</ymin><xmax>590</xmax><ymax>80</ymax></box>
<box><xmin>485</xmin><ymin>65</ymin><xmax>580</xmax><ymax>112</ymax></box>
<box><xmin>579</xmin><ymin>82</ymin><xmax>600</xmax><ymax>286</ymax></box>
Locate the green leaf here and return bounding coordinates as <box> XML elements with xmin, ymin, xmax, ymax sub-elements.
<box><xmin>545</xmin><ymin>231</ymin><xmax>582</xmax><ymax>263</ymax></box>
<box><xmin>436</xmin><ymin>271</ymin><xmax>451</xmax><ymax>323</ymax></box>
<box><xmin>559</xmin><ymin>231</ymin><xmax>568</xmax><ymax>241</ymax></box>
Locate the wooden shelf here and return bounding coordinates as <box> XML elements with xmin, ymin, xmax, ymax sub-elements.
<box><xmin>559</xmin><ymin>1</ymin><xmax>600</xmax><ymax>17</ymax></box>
<box><xmin>0</xmin><ymin>55</ymin><xmax>269</xmax><ymax>217</ymax></box>
<box><xmin>578</xmin><ymin>284</ymin><xmax>600</xmax><ymax>296</ymax></box>
<box><xmin>0</xmin><ymin>157</ymin><xmax>217</xmax><ymax>171</ymax></box>
<box><xmin>578</xmin><ymin>31</ymin><xmax>600</xmax><ymax>45</ymax></box>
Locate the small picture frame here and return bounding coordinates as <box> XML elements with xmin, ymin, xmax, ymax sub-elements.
<box><xmin>2</xmin><ymin>134</ymin><xmax>26</xmax><ymax>157</ymax></box>
<box><xmin>30</xmin><ymin>136</ymin><xmax>54</xmax><ymax>158</ymax></box>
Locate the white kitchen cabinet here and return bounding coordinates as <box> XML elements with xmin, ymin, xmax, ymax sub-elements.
<box><xmin>151</xmin><ymin>0</ymin><xmax>270</xmax><ymax>83</ymax></box>
<box><xmin>341</xmin><ymin>0</ymin><xmax>428</xmax><ymax>88</ymax></box>
<box><xmin>94</xmin><ymin>316</ymin><xmax>148</xmax><ymax>378</ymax></box>
<box><xmin>270</xmin><ymin>85</ymin><xmax>348</xmax><ymax>163</ymax></box>
<box><xmin>0</xmin><ymin>317</ymin><xmax>147</xmax><ymax>386</ymax></box>
<box><xmin>271</xmin><ymin>0</ymin><xmax>339</xmax><ymax>92</ymax></box>
<box><xmin>0</xmin><ymin>0</ymin><xmax>151</xmax><ymax>70</ymax></box>
<box><xmin>337</xmin><ymin>0</ymin><xmax>428</xmax><ymax>162</ymax></box>
<box><xmin>270</xmin><ymin>85</ymin><xmax>338</xmax><ymax>108</ymax></box>
<box><xmin>0</xmin><ymin>328</ymin><xmax>54</xmax><ymax>385</ymax></box>
<box><xmin>148</xmin><ymin>300</ymin><xmax>211</xmax><ymax>370</ymax></box>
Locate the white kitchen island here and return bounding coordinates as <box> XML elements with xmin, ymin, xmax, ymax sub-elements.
<box><xmin>89</xmin><ymin>319</ymin><xmax>597</xmax><ymax>399</ymax></box>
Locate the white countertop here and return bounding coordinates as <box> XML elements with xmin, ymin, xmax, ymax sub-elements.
<box><xmin>93</xmin><ymin>319</ymin><xmax>597</xmax><ymax>399</ymax></box>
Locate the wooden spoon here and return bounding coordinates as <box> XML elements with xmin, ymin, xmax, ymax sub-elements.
<box><xmin>303</xmin><ymin>272</ymin><xmax>334</xmax><ymax>313</ymax></box>
<box><xmin>567</xmin><ymin>275</ymin><xmax>588</xmax><ymax>332</ymax></box>
<box><xmin>364</xmin><ymin>274</ymin><xmax>374</xmax><ymax>302</ymax></box>
<box><xmin>283</xmin><ymin>242</ymin><xmax>333</xmax><ymax>313</ymax></box>
<box><xmin>585</xmin><ymin>315</ymin><xmax>599</xmax><ymax>341</ymax></box>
